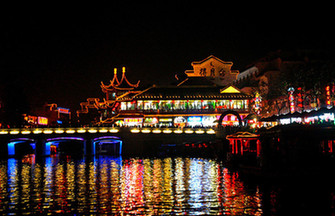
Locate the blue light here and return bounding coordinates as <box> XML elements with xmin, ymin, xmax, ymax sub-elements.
<box><xmin>45</xmin><ymin>142</ymin><xmax>51</xmax><ymax>155</ymax></box>
<box><xmin>93</xmin><ymin>141</ymin><xmax>96</xmax><ymax>155</ymax></box>
<box><xmin>93</xmin><ymin>136</ymin><xmax>121</xmax><ymax>142</ymax></box>
<box><xmin>46</xmin><ymin>137</ymin><xmax>84</xmax><ymax>142</ymax></box>
<box><xmin>57</xmin><ymin>120</ymin><xmax>63</xmax><ymax>124</ymax></box>
<box><xmin>8</xmin><ymin>142</ymin><xmax>15</xmax><ymax>156</ymax></box>
<box><xmin>119</xmin><ymin>141</ymin><xmax>122</xmax><ymax>155</ymax></box>
<box><xmin>187</xmin><ymin>116</ymin><xmax>202</xmax><ymax>123</ymax></box>
<box><xmin>30</xmin><ymin>143</ymin><xmax>36</xmax><ymax>150</ymax></box>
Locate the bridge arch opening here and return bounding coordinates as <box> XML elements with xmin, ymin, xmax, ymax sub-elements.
<box><xmin>45</xmin><ymin>137</ymin><xmax>85</xmax><ymax>156</ymax></box>
<box><xmin>218</xmin><ymin>110</ymin><xmax>243</xmax><ymax>127</ymax></box>
<box><xmin>8</xmin><ymin>138</ymin><xmax>35</xmax><ymax>157</ymax></box>
<box><xmin>93</xmin><ymin>136</ymin><xmax>122</xmax><ymax>155</ymax></box>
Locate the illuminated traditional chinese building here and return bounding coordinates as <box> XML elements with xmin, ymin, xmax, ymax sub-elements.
<box><xmin>78</xmin><ymin>56</ymin><xmax>252</xmax><ymax>126</ymax></box>
<box><xmin>116</xmin><ymin>85</ymin><xmax>250</xmax><ymax>127</ymax></box>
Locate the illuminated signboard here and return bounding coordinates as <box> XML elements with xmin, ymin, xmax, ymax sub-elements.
<box><xmin>187</xmin><ymin>116</ymin><xmax>202</xmax><ymax>123</ymax></box>
<box><xmin>159</xmin><ymin>118</ymin><xmax>173</xmax><ymax>122</ymax></box>
<box><xmin>144</xmin><ymin>117</ymin><xmax>158</xmax><ymax>124</ymax></box>
<box><xmin>187</xmin><ymin>116</ymin><xmax>202</xmax><ymax>126</ymax></box>
<box><xmin>174</xmin><ymin>117</ymin><xmax>186</xmax><ymax>123</ymax></box>
<box><xmin>37</xmin><ymin>117</ymin><xmax>48</xmax><ymax>125</ymax></box>
<box><xmin>124</xmin><ymin>118</ymin><xmax>143</xmax><ymax>126</ymax></box>
<box><xmin>202</xmin><ymin>116</ymin><xmax>217</xmax><ymax>127</ymax></box>
<box><xmin>57</xmin><ymin>107</ymin><xmax>70</xmax><ymax>114</ymax></box>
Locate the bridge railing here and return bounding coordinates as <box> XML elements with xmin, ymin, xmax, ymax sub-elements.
<box><xmin>0</xmin><ymin>127</ymin><xmax>216</xmax><ymax>135</ymax></box>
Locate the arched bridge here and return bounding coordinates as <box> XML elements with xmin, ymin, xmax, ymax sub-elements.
<box><xmin>0</xmin><ymin>127</ymin><xmax>217</xmax><ymax>158</ymax></box>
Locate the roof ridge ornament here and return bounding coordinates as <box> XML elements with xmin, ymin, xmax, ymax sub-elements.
<box><xmin>100</xmin><ymin>67</ymin><xmax>140</xmax><ymax>91</ymax></box>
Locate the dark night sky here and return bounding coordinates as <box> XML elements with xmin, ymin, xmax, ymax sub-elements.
<box><xmin>1</xmin><ymin>3</ymin><xmax>334</xmax><ymax>111</ymax></box>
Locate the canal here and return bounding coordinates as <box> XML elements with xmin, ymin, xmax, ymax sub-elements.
<box><xmin>0</xmin><ymin>154</ymin><xmax>334</xmax><ymax>215</ymax></box>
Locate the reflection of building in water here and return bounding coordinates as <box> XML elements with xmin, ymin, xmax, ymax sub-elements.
<box><xmin>0</xmin><ymin>163</ymin><xmax>8</xmax><ymax>214</ymax></box>
<box><xmin>7</xmin><ymin>159</ymin><xmax>18</xmax><ymax>213</ymax></box>
<box><xmin>1</xmin><ymin>157</ymin><xmax>263</xmax><ymax>215</ymax></box>
<box><xmin>122</xmin><ymin>159</ymin><xmax>144</xmax><ymax>214</ymax></box>
<box><xmin>222</xmin><ymin>168</ymin><xmax>262</xmax><ymax>215</ymax></box>
<box><xmin>120</xmin><ymin>157</ymin><xmax>262</xmax><ymax>215</ymax></box>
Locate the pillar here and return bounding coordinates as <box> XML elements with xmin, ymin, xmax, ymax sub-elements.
<box><xmin>35</xmin><ymin>138</ymin><xmax>46</xmax><ymax>159</ymax></box>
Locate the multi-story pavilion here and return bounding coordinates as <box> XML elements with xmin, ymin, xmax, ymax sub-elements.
<box><xmin>117</xmin><ymin>85</ymin><xmax>250</xmax><ymax>127</ymax></box>
<box><xmin>78</xmin><ymin>56</ymin><xmax>252</xmax><ymax>127</ymax></box>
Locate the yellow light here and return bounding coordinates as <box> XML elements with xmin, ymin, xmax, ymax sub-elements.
<box><xmin>0</xmin><ymin>130</ymin><xmax>8</xmax><ymax>134</ymax></box>
<box><xmin>152</xmin><ymin>129</ymin><xmax>161</xmax><ymax>134</ymax></box>
<box><xmin>195</xmin><ymin>130</ymin><xmax>205</xmax><ymax>134</ymax></box>
<box><xmin>122</xmin><ymin>66</ymin><xmax>126</xmax><ymax>73</ymax></box>
<box><xmin>221</xmin><ymin>86</ymin><xmax>241</xmax><ymax>93</ymax></box>
<box><xmin>88</xmin><ymin>129</ymin><xmax>97</xmax><ymax>133</ymax></box>
<box><xmin>77</xmin><ymin>129</ymin><xmax>86</xmax><ymax>133</ymax></box>
<box><xmin>141</xmin><ymin>129</ymin><xmax>151</xmax><ymax>133</ymax></box>
<box><xmin>99</xmin><ymin>128</ymin><xmax>108</xmax><ymax>133</ymax></box>
<box><xmin>66</xmin><ymin>129</ymin><xmax>75</xmax><ymax>134</ymax></box>
<box><xmin>55</xmin><ymin>129</ymin><xmax>64</xmax><ymax>134</ymax></box>
<box><xmin>21</xmin><ymin>130</ymin><xmax>31</xmax><ymax>134</ymax></box>
<box><xmin>184</xmin><ymin>130</ymin><xmax>194</xmax><ymax>134</ymax></box>
<box><xmin>206</xmin><ymin>129</ymin><xmax>215</xmax><ymax>134</ymax></box>
<box><xmin>43</xmin><ymin>129</ymin><xmax>53</xmax><ymax>134</ymax></box>
<box><xmin>130</xmin><ymin>128</ymin><xmax>140</xmax><ymax>133</ymax></box>
<box><xmin>174</xmin><ymin>129</ymin><xmax>183</xmax><ymax>134</ymax></box>
<box><xmin>163</xmin><ymin>129</ymin><xmax>172</xmax><ymax>134</ymax></box>
<box><xmin>109</xmin><ymin>128</ymin><xmax>119</xmax><ymax>133</ymax></box>
<box><xmin>33</xmin><ymin>130</ymin><xmax>42</xmax><ymax>134</ymax></box>
<box><xmin>10</xmin><ymin>130</ymin><xmax>20</xmax><ymax>135</ymax></box>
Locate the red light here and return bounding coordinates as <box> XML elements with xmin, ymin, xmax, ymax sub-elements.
<box><xmin>326</xmin><ymin>85</ymin><xmax>331</xmax><ymax>105</ymax></box>
<box><xmin>51</xmin><ymin>145</ymin><xmax>57</xmax><ymax>154</ymax></box>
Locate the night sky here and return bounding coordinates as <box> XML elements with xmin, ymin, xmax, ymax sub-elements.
<box><xmin>1</xmin><ymin>4</ymin><xmax>334</xmax><ymax>112</ymax></box>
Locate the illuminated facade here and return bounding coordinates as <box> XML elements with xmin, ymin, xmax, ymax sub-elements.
<box><xmin>78</xmin><ymin>56</ymin><xmax>252</xmax><ymax>126</ymax></box>
<box><xmin>116</xmin><ymin>85</ymin><xmax>250</xmax><ymax>127</ymax></box>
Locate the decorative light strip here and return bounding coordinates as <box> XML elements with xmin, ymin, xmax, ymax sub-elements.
<box><xmin>163</xmin><ymin>129</ymin><xmax>172</xmax><ymax>134</ymax></box>
<box><xmin>66</xmin><ymin>129</ymin><xmax>75</xmax><ymax>134</ymax></box>
<box><xmin>55</xmin><ymin>129</ymin><xmax>64</xmax><ymax>134</ymax></box>
<box><xmin>141</xmin><ymin>129</ymin><xmax>151</xmax><ymax>133</ymax></box>
<box><xmin>206</xmin><ymin>129</ymin><xmax>215</xmax><ymax>134</ymax></box>
<box><xmin>33</xmin><ymin>130</ymin><xmax>42</xmax><ymax>134</ymax></box>
<box><xmin>43</xmin><ymin>129</ymin><xmax>53</xmax><ymax>134</ymax></box>
<box><xmin>88</xmin><ymin>129</ymin><xmax>97</xmax><ymax>133</ymax></box>
<box><xmin>46</xmin><ymin>137</ymin><xmax>84</xmax><ymax>142</ymax></box>
<box><xmin>99</xmin><ymin>128</ymin><xmax>108</xmax><ymax>133</ymax></box>
<box><xmin>130</xmin><ymin>128</ymin><xmax>140</xmax><ymax>133</ymax></box>
<box><xmin>152</xmin><ymin>129</ymin><xmax>161</xmax><ymax>134</ymax></box>
<box><xmin>0</xmin><ymin>127</ymin><xmax>217</xmax><ymax>135</ymax></box>
<box><xmin>109</xmin><ymin>128</ymin><xmax>119</xmax><ymax>133</ymax></box>
<box><xmin>77</xmin><ymin>129</ymin><xmax>86</xmax><ymax>133</ymax></box>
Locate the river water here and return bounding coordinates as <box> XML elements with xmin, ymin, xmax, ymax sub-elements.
<box><xmin>0</xmin><ymin>155</ymin><xmax>334</xmax><ymax>215</ymax></box>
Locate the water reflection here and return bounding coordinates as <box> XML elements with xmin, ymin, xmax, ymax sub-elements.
<box><xmin>0</xmin><ymin>156</ymin><xmax>263</xmax><ymax>215</ymax></box>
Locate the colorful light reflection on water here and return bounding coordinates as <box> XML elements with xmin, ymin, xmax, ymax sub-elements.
<box><xmin>0</xmin><ymin>156</ymin><xmax>263</xmax><ymax>215</ymax></box>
